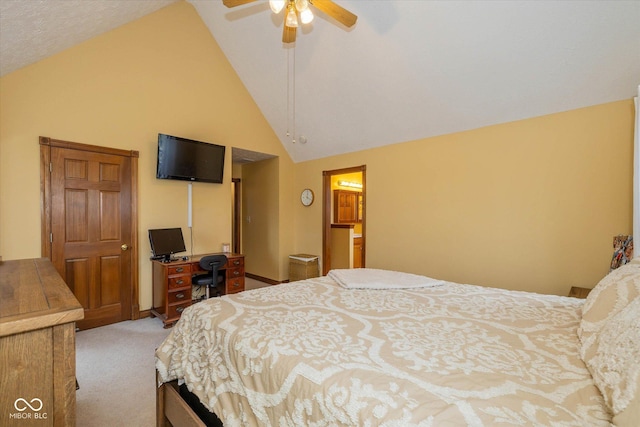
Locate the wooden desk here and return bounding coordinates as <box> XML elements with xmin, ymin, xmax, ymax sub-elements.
<box><xmin>0</xmin><ymin>258</ymin><xmax>84</xmax><ymax>427</ymax></box>
<box><xmin>150</xmin><ymin>253</ymin><xmax>244</xmax><ymax>328</ymax></box>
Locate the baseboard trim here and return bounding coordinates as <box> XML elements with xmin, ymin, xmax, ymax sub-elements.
<box><xmin>138</xmin><ymin>309</ymin><xmax>152</xmax><ymax>319</ymax></box>
<box><xmin>246</xmin><ymin>273</ymin><xmax>288</xmax><ymax>285</ymax></box>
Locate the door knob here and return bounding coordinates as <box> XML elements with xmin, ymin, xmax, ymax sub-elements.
<box><xmin>121</xmin><ymin>244</ymin><xmax>129</xmax><ymax>251</ymax></box>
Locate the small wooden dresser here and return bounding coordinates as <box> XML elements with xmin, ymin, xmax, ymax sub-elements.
<box><xmin>0</xmin><ymin>258</ymin><xmax>84</xmax><ymax>426</ymax></box>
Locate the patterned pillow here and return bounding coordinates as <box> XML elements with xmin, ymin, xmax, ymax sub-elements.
<box><xmin>582</xmin><ymin>296</ymin><xmax>640</xmax><ymax>420</ymax></box>
<box><xmin>579</xmin><ymin>258</ymin><xmax>640</xmax><ymax>348</ymax></box>
<box><xmin>578</xmin><ymin>257</ymin><xmax>640</xmax><ymax>421</ymax></box>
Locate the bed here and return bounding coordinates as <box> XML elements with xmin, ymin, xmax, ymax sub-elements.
<box><xmin>155</xmin><ymin>262</ymin><xmax>640</xmax><ymax>426</ymax></box>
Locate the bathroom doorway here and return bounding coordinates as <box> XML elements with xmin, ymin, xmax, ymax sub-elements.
<box><xmin>322</xmin><ymin>165</ymin><xmax>366</xmax><ymax>275</ymax></box>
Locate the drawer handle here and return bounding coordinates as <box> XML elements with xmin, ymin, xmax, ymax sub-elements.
<box><xmin>176</xmin><ymin>279</ymin><xmax>184</xmax><ymax>285</ymax></box>
<box><xmin>176</xmin><ymin>306</ymin><xmax>185</xmax><ymax>313</ymax></box>
<box><xmin>233</xmin><ymin>282</ymin><xmax>240</xmax><ymax>287</ymax></box>
<box><xmin>233</xmin><ymin>271</ymin><xmax>240</xmax><ymax>276</ymax></box>
<box><xmin>176</xmin><ymin>293</ymin><xmax>185</xmax><ymax>299</ymax></box>
<box><xmin>176</xmin><ymin>267</ymin><xmax>184</xmax><ymax>273</ymax></box>
<box><xmin>234</xmin><ymin>260</ymin><xmax>241</xmax><ymax>265</ymax></box>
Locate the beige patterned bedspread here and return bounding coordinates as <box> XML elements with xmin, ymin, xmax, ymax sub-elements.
<box><xmin>156</xmin><ymin>275</ymin><xmax>611</xmax><ymax>426</ymax></box>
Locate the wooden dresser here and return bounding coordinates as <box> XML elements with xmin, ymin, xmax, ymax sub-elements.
<box><xmin>0</xmin><ymin>258</ymin><xmax>84</xmax><ymax>426</ymax></box>
<box><xmin>151</xmin><ymin>253</ymin><xmax>244</xmax><ymax>328</ymax></box>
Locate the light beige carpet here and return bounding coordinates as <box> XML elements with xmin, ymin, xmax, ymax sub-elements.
<box><xmin>75</xmin><ymin>277</ymin><xmax>270</xmax><ymax>426</ymax></box>
<box><xmin>76</xmin><ymin>317</ymin><xmax>170</xmax><ymax>427</ymax></box>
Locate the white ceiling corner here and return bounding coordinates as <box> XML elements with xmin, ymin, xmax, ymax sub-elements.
<box><xmin>0</xmin><ymin>0</ymin><xmax>177</xmax><ymax>76</ymax></box>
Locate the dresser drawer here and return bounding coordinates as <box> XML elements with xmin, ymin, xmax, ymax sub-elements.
<box><xmin>226</xmin><ymin>277</ymin><xmax>245</xmax><ymax>294</ymax></box>
<box><xmin>168</xmin><ymin>288</ymin><xmax>191</xmax><ymax>304</ymax></box>
<box><xmin>167</xmin><ymin>301</ymin><xmax>191</xmax><ymax>320</ymax></box>
<box><xmin>168</xmin><ymin>275</ymin><xmax>190</xmax><ymax>289</ymax></box>
<box><xmin>229</xmin><ymin>264</ymin><xmax>244</xmax><ymax>276</ymax></box>
<box><xmin>226</xmin><ymin>257</ymin><xmax>244</xmax><ymax>269</ymax></box>
<box><xmin>168</xmin><ymin>264</ymin><xmax>191</xmax><ymax>276</ymax></box>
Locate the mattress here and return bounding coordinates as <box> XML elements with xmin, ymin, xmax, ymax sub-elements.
<box><xmin>155</xmin><ymin>270</ymin><xmax>618</xmax><ymax>426</ymax></box>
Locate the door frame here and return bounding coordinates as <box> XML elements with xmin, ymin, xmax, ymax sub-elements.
<box><xmin>232</xmin><ymin>178</ymin><xmax>241</xmax><ymax>254</ymax></box>
<box><xmin>322</xmin><ymin>165</ymin><xmax>366</xmax><ymax>275</ymax></box>
<box><xmin>40</xmin><ymin>136</ymin><xmax>141</xmax><ymax>320</ymax></box>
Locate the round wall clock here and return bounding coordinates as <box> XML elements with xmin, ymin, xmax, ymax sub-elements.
<box><xmin>301</xmin><ymin>188</ymin><xmax>314</xmax><ymax>206</ymax></box>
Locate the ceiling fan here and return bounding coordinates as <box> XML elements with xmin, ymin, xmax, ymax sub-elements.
<box><xmin>222</xmin><ymin>0</ymin><xmax>357</xmax><ymax>43</ymax></box>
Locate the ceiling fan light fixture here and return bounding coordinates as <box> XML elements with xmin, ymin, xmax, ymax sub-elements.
<box><xmin>285</xmin><ymin>5</ymin><xmax>299</xmax><ymax>28</ymax></box>
<box><xmin>295</xmin><ymin>0</ymin><xmax>313</xmax><ymax>24</ymax></box>
<box><xmin>299</xmin><ymin>7</ymin><xmax>314</xmax><ymax>24</ymax></box>
<box><xmin>269</xmin><ymin>0</ymin><xmax>285</xmax><ymax>14</ymax></box>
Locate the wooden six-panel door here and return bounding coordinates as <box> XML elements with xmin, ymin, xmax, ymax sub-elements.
<box><xmin>41</xmin><ymin>137</ymin><xmax>139</xmax><ymax>330</ymax></box>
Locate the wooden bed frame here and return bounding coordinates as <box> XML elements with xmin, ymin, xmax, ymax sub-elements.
<box><xmin>156</xmin><ymin>372</ymin><xmax>206</xmax><ymax>427</ymax></box>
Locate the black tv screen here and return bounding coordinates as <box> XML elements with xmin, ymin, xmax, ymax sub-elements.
<box><xmin>156</xmin><ymin>133</ymin><xmax>225</xmax><ymax>183</ymax></box>
<box><xmin>149</xmin><ymin>228</ymin><xmax>186</xmax><ymax>261</ymax></box>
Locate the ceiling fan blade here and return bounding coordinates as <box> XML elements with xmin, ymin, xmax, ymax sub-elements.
<box><xmin>283</xmin><ymin>24</ymin><xmax>297</xmax><ymax>43</ymax></box>
<box><xmin>222</xmin><ymin>0</ymin><xmax>258</xmax><ymax>8</ymax></box>
<box><xmin>310</xmin><ymin>0</ymin><xmax>357</xmax><ymax>27</ymax></box>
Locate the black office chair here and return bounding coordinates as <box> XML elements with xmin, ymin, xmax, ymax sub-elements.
<box><xmin>192</xmin><ymin>254</ymin><xmax>227</xmax><ymax>299</ymax></box>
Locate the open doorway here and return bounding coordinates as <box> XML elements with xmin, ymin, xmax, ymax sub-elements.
<box><xmin>231</xmin><ymin>148</ymin><xmax>281</xmax><ymax>287</ymax></box>
<box><xmin>322</xmin><ymin>165</ymin><xmax>366</xmax><ymax>275</ymax></box>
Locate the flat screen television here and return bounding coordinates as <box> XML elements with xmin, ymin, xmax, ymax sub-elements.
<box><xmin>156</xmin><ymin>133</ymin><xmax>225</xmax><ymax>183</ymax></box>
<box><xmin>149</xmin><ymin>228</ymin><xmax>186</xmax><ymax>262</ymax></box>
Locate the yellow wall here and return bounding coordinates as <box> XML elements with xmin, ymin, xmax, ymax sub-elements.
<box><xmin>293</xmin><ymin>100</ymin><xmax>635</xmax><ymax>295</ymax></box>
<box><xmin>0</xmin><ymin>0</ymin><xmax>634</xmax><ymax>303</ymax></box>
<box><xmin>0</xmin><ymin>1</ymin><xmax>294</xmax><ymax>309</ymax></box>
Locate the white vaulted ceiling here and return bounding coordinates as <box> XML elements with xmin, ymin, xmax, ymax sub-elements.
<box><xmin>0</xmin><ymin>0</ymin><xmax>176</xmax><ymax>76</ymax></box>
<box><xmin>1</xmin><ymin>0</ymin><xmax>639</xmax><ymax>163</ymax></box>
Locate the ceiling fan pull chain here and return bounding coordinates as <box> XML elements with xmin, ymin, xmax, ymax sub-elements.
<box><xmin>292</xmin><ymin>44</ymin><xmax>296</xmax><ymax>144</ymax></box>
<box><xmin>286</xmin><ymin>47</ymin><xmax>290</xmax><ymax>139</ymax></box>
